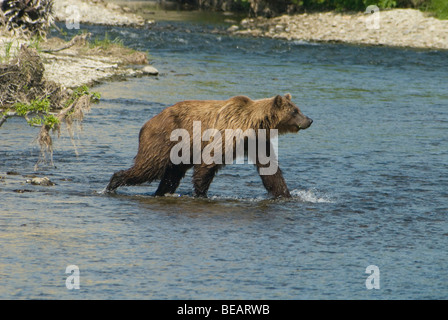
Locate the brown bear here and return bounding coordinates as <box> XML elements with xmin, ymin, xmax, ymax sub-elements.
<box><xmin>105</xmin><ymin>94</ymin><xmax>312</xmax><ymax>198</ymax></box>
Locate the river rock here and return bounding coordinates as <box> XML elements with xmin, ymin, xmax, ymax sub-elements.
<box><xmin>142</xmin><ymin>66</ymin><xmax>159</xmax><ymax>76</ymax></box>
<box><xmin>227</xmin><ymin>25</ymin><xmax>239</xmax><ymax>32</ymax></box>
<box><xmin>26</xmin><ymin>177</ymin><xmax>54</xmax><ymax>186</ymax></box>
<box><xmin>52</xmin><ymin>0</ymin><xmax>145</xmax><ymax>27</ymax></box>
<box><xmin>106</xmin><ymin>3</ymin><xmax>121</xmax><ymax>11</ymax></box>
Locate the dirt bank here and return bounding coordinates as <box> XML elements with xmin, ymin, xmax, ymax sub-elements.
<box><xmin>230</xmin><ymin>9</ymin><xmax>448</xmax><ymax>50</ymax></box>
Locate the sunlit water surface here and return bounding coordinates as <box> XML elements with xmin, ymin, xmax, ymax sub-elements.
<box><xmin>1</xmin><ymin>20</ymin><xmax>447</xmax><ymax>299</ymax></box>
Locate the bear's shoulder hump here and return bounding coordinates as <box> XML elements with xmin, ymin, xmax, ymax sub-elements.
<box><xmin>229</xmin><ymin>95</ymin><xmax>252</xmax><ymax>106</ymax></box>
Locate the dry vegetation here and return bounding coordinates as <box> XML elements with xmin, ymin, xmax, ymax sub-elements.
<box><xmin>0</xmin><ymin>1</ymin><xmax>151</xmax><ymax>169</ymax></box>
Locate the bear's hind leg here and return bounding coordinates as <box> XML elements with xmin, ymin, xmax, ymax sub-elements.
<box><xmin>192</xmin><ymin>164</ymin><xmax>220</xmax><ymax>198</ymax></box>
<box><xmin>154</xmin><ymin>164</ymin><xmax>190</xmax><ymax>196</ymax></box>
<box><xmin>106</xmin><ymin>169</ymin><xmax>128</xmax><ymax>192</ymax></box>
<box><xmin>105</xmin><ymin>167</ymin><xmax>150</xmax><ymax>193</ymax></box>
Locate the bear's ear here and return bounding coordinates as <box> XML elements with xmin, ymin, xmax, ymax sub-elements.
<box><xmin>273</xmin><ymin>95</ymin><xmax>283</xmax><ymax>108</ymax></box>
<box><xmin>285</xmin><ymin>93</ymin><xmax>292</xmax><ymax>101</ymax></box>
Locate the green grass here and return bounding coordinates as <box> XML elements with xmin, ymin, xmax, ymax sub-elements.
<box><xmin>429</xmin><ymin>0</ymin><xmax>448</xmax><ymax>19</ymax></box>
<box><xmin>89</xmin><ymin>32</ymin><xmax>125</xmax><ymax>50</ymax></box>
<box><xmin>28</xmin><ymin>35</ymin><xmax>44</xmax><ymax>52</ymax></box>
<box><xmin>1</xmin><ymin>41</ymin><xmax>14</xmax><ymax>63</ymax></box>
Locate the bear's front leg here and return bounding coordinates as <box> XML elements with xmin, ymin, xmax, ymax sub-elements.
<box><xmin>192</xmin><ymin>164</ymin><xmax>220</xmax><ymax>198</ymax></box>
<box><xmin>255</xmin><ymin>163</ymin><xmax>291</xmax><ymax>198</ymax></box>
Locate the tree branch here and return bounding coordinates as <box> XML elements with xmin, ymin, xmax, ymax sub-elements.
<box><xmin>0</xmin><ymin>114</ymin><xmax>9</xmax><ymax>127</ymax></box>
<box><xmin>41</xmin><ymin>33</ymin><xmax>91</xmax><ymax>54</ymax></box>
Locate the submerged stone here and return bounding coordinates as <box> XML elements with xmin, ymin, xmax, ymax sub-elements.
<box><xmin>26</xmin><ymin>177</ymin><xmax>54</xmax><ymax>186</ymax></box>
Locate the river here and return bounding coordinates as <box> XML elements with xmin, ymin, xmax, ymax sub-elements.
<box><xmin>1</xmin><ymin>17</ymin><xmax>447</xmax><ymax>299</ymax></box>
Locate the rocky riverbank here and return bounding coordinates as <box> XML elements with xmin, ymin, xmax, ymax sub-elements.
<box><xmin>39</xmin><ymin>36</ymin><xmax>158</xmax><ymax>89</ymax></box>
<box><xmin>53</xmin><ymin>0</ymin><xmax>147</xmax><ymax>27</ymax></box>
<box><xmin>1</xmin><ymin>0</ymin><xmax>157</xmax><ymax>90</ymax></box>
<box><xmin>0</xmin><ymin>34</ymin><xmax>158</xmax><ymax>89</ymax></box>
<box><xmin>46</xmin><ymin>0</ymin><xmax>157</xmax><ymax>88</ymax></box>
<box><xmin>229</xmin><ymin>9</ymin><xmax>448</xmax><ymax>50</ymax></box>
<box><xmin>0</xmin><ymin>0</ymin><xmax>158</xmax><ymax>167</ymax></box>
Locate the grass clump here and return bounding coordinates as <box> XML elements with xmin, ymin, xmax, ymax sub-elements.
<box><xmin>0</xmin><ymin>41</ymin><xmax>15</xmax><ymax>63</ymax></box>
<box><xmin>427</xmin><ymin>0</ymin><xmax>448</xmax><ymax>19</ymax></box>
<box><xmin>89</xmin><ymin>32</ymin><xmax>126</xmax><ymax>50</ymax></box>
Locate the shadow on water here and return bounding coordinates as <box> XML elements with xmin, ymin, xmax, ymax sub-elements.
<box><xmin>102</xmin><ymin>187</ymin><xmax>333</xmax><ymax>217</ymax></box>
<box><xmin>112</xmin><ymin>0</ymin><xmax>248</xmax><ymax>25</ymax></box>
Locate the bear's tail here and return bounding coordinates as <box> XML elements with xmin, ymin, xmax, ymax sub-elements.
<box><xmin>105</xmin><ymin>168</ymin><xmax>148</xmax><ymax>193</ymax></box>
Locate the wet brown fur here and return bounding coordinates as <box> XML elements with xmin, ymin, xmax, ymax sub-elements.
<box><xmin>106</xmin><ymin>94</ymin><xmax>312</xmax><ymax>198</ymax></box>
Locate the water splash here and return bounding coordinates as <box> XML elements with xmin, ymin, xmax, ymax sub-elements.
<box><xmin>291</xmin><ymin>189</ymin><xmax>335</xmax><ymax>203</ymax></box>
<box><xmin>96</xmin><ymin>186</ymin><xmax>108</xmax><ymax>195</ymax></box>
<box><xmin>292</xmin><ymin>40</ymin><xmax>320</xmax><ymax>46</ymax></box>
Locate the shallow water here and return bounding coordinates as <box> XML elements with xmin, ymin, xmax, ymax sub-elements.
<box><xmin>1</xmin><ymin>21</ymin><xmax>447</xmax><ymax>299</ymax></box>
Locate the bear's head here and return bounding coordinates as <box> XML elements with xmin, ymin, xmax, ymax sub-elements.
<box><xmin>273</xmin><ymin>94</ymin><xmax>313</xmax><ymax>134</ymax></box>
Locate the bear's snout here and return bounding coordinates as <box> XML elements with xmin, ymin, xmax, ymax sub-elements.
<box><xmin>301</xmin><ymin>117</ymin><xmax>313</xmax><ymax>129</ymax></box>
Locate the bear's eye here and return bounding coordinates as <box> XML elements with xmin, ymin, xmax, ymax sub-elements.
<box><xmin>292</xmin><ymin>109</ymin><xmax>299</xmax><ymax>114</ymax></box>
